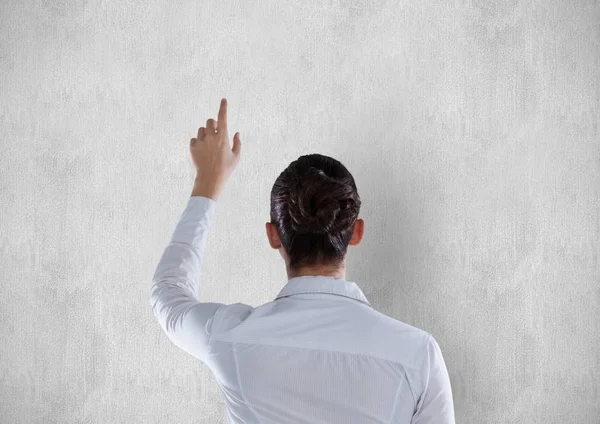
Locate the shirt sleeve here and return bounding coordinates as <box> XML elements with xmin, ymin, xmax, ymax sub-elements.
<box><xmin>149</xmin><ymin>195</ymin><xmax>225</xmax><ymax>365</ymax></box>
<box><xmin>411</xmin><ymin>334</ymin><xmax>456</xmax><ymax>424</ymax></box>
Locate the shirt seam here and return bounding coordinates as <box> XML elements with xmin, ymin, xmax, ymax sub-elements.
<box><xmin>390</xmin><ymin>334</ymin><xmax>427</xmax><ymax>422</ymax></box>
<box><xmin>207</xmin><ymin>304</ymin><xmax>225</xmax><ymax>346</ymax></box>
<box><xmin>388</xmin><ymin>370</ymin><xmax>414</xmax><ymax>424</ymax></box>
<box><xmin>211</xmin><ymin>335</ymin><xmax>420</xmax><ymax>362</ymax></box>
<box><xmin>412</xmin><ymin>333</ymin><xmax>433</xmax><ymax>417</ymax></box>
<box><xmin>212</xmin><ymin>336</ymin><xmax>419</xmax><ymax>379</ymax></box>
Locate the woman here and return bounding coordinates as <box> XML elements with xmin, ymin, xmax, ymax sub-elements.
<box><xmin>150</xmin><ymin>98</ymin><xmax>455</xmax><ymax>423</ymax></box>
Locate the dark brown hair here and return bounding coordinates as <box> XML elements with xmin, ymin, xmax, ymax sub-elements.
<box><xmin>270</xmin><ymin>154</ymin><xmax>362</xmax><ymax>270</ymax></box>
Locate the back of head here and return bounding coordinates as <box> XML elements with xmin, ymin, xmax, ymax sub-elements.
<box><xmin>270</xmin><ymin>154</ymin><xmax>362</xmax><ymax>270</ymax></box>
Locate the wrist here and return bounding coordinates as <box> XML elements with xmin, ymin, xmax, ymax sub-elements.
<box><xmin>192</xmin><ymin>178</ymin><xmax>221</xmax><ymax>200</ymax></box>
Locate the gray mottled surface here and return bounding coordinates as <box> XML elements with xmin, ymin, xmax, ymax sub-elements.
<box><xmin>1</xmin><ymin>0</ymin><xmax>599</xmax><ymax>423</ymax></box>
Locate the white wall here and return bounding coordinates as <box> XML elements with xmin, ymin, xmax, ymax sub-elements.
<box><xmin>1</xmin><ymin>0</ymin><xmax>599</xmax><ymax>422</ymax></box>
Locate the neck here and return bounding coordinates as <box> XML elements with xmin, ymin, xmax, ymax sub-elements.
<box><xmin>287</xmin><ymin>265</ymin><xmax>346</xmax><ymax>280</ymax></box>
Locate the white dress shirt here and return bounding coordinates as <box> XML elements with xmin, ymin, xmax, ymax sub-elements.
<box><xmin>150</xmin><ymin>196</ymin><xmax>455</xmax><ymax>424</ymax></box>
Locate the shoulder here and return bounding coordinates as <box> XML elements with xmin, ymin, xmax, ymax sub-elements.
<box><xmin>210</xmin><ymin>302</ymin><xmax>255</xmax><ymax>335</ymax></box>
<box><xmin>365</xmin><ymin>307</ymin><xmax>432</xmax><ymax>352</ymax></box>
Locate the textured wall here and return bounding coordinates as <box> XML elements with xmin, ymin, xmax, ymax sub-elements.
<box><xmin>1</xmin><ymin>0</ymin><xmax>599</xmax><ymax>423</ymax></box>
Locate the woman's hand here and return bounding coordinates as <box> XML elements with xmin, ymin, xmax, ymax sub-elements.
<box><xmin>190</xmin><ymin>98</ymin><xmax>241</xmax><ymax>200</ymax></box>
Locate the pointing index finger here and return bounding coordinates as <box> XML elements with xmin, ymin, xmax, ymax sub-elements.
<box><xmin>218</xmin><ymin>98</ymin><xmax>227</xmax><ymax>133</ymax></box>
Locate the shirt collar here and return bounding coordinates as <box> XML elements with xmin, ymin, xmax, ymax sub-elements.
<box><xmin>275</xmin><ymin>275</ymin><xmax>371</xmax><ymax>306</ymax></box>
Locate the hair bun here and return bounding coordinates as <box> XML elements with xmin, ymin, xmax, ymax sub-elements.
<box><xmin>289</xmin><ymin>167</ymin><xmax>358</xmax><ymax>235</ymax></box>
